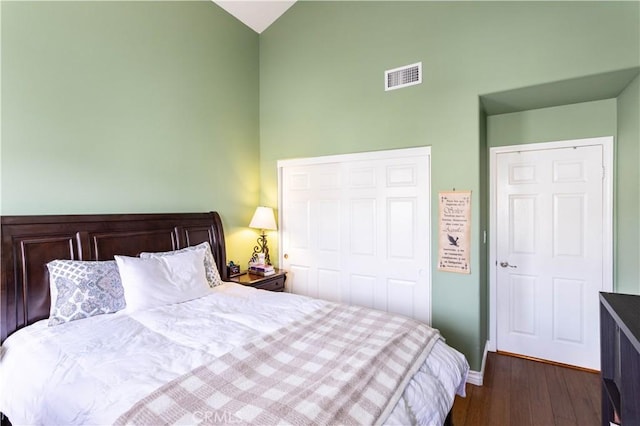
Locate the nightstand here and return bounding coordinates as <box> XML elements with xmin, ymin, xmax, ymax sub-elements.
<box><xmin>229</xmin><ymin>269</ymin><xmax>286</xmax><ymax>292</ymax></box>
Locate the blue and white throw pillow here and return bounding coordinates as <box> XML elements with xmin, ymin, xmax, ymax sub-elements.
<box><xmin>140</xmin><ymin>241</ymin><xmax>223</xmax><ymax>288</ymax></box>
<box><xmin>47</xmin><ymin>260</ymin><xmax>126</xmax><ymax>326</ymax></box>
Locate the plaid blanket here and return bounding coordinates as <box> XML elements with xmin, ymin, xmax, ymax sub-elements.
<box><xmin>115</xmin><ymin>303</ymin><xmax>441</xmax><ymax>426</ymax></box>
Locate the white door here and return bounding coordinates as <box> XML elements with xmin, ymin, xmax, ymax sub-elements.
<box><xmin>495</xmin><ymin>140</ymin><xmax>610</xmax><ymax>370</ymax></box>
<box><xmin>279</xmin><ymin>148</ymin><xmax>432</xmax><ymax>324</ymax></box>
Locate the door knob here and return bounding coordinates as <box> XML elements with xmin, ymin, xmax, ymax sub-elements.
<box><xmin>284</xmin><ymin>253</ymin><xmax>289</xmax><ymax>259</ymax></box>
<box><xmin>499</xmin><ymin>261</ymin><xmax>517</xmax><ymax>268</ymax></box>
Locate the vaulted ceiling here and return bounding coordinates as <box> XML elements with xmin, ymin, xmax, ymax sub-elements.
<box><xmin>213</xmin><ymin>1</ymin><xmax>296</xmax><ymax>33</ymax></box>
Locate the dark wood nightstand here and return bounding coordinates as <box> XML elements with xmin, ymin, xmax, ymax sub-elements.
<box><xmin>229</xmin><ymin>269</ymin><xmax>286</xmax><ymax>292</ymax></box>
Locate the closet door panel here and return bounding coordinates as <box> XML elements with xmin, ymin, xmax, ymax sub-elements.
<box><xmin>279</xmin><ymin>148</ymin><xmax>432</xmax><ymax>324</ymax></box>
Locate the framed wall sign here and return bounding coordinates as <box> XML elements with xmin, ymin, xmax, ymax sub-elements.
<box><xmin>438</xmin><ymin>190</ymin><xmax>471</xmax><ymax>274</ymax></box>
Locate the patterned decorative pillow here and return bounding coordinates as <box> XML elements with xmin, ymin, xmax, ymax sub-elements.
<box><xmin>47</xmin><ymin>260</ymin><xmax>126</xmax><ymax>326</ymax></box>
<box><xmin>140</xmin><ymin>242</ymin><xmax>223</xmax><ymax>288</ymax></box>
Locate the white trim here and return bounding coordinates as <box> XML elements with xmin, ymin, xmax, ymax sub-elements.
<box><xmin>277</xmin><ymin>146</ymin><xmax>432</xmax><ymax>324</ymax></box>
<box><xmin>277</xmin><ymin>146</ymin><xmax>431</xmax><ymax>169</ymax></box>
<box><xmin>488</xmin><ymin>136</ymin><xmax>614</xmax><ymax>355</ymax></box>
<box><xmin>466</xmin><ymin>370</ymin><xmax>483</xmax><ymax>387</ymax></box>
<box><xmin>466</xmin><ymin>340</ymin><xmax>490</xmax><ymax>386</ymax></box>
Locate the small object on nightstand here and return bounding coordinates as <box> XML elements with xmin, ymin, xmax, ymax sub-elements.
<box><xmin>248</xmin><ymin>262</ymin><xmax>275</xmax><ymax>276</ymax></box>
<box><xmin>227</xmin><ymin>261</ymin><xmax>243</xmax><ymax>277</ymax></box>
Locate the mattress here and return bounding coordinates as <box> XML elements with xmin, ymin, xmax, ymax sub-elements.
<box><xmin>0</xmin><ymin>282</ymin><xmax>468</xmax><ymax>425</ymax></box>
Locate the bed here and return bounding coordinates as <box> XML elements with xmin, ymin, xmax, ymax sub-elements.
<box><xmin>0</xmin><ymin>212</ymin><xmax>468</xmax><ymax>425</ymax></box>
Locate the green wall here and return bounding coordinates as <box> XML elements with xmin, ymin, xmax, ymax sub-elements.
<box><xmin>617</xmin><ymin>75</ymin><xmax>640</xmax><ymax>295</ymax></box>
<box><xmin>487</xmin><ymin>99</ymin><xmax>617</xmax><ymax>147</ymax></box>
<box><xmin>1</xmin><ymin>1</ymin><xmax>260</xmax><ymax>263</ymax></box>
<box><xmin>2</xmin><ymin>0</ymin><xmax>639</xmax><ymax>372</ymax></box>
<box><xmin>478</xmin><ymin>106</ymin><xmax>489</xmax><ymax>354</ymax></box>
<box><xmin>260</xmin><ymin>1</ymin><xmax>640</xmax><ymax>370</ymax></box>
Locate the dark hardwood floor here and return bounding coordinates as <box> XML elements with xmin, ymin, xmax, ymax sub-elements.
<box><xmin>452</xmin><ymin>352</ymin><xmax>600</xmax><ymax>426</ymax></box>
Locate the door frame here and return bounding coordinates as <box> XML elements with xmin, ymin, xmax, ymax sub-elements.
<box><xmin>277</xmin><ymin>146</ymin><xmax>432</xmax><ymax>323</ymax></box>
<box><xmin>488</xmin><ymin>136</ymin><xmax>614</xmax><ymax>352</ymax></box>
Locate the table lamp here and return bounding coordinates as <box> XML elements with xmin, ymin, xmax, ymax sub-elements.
<box><xmin>249</xmin><ymin>206</ymin><xmax>277</xmax><ymax>265</ymax></box>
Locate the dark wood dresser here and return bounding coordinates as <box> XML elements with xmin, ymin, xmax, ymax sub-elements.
<box><xmin>599</xmin><ymin>292</ymin><xmax>640</xmax><ymax>425</ymax></box>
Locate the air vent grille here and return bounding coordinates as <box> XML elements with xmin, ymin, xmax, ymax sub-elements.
<box><xmin>385</xmin><ymin>62</ymin><xmax>422</xmax><ymax>91</ymax></box>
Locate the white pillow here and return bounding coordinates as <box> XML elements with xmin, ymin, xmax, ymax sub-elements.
<box><xmin>115</xmin><ymin>249</ymin><xmax>210</xmax><ymax>313</ymax></box>
<box><xmin>140</xmin><ymin>242</ymin><xmax>223</xmax><ymax>288</ymax></box>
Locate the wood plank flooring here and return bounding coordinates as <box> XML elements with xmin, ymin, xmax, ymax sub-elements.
<box><xmin>452</xmin><ymin>352</ymin><xmax>601</xmax><ymax>426</ymax></box>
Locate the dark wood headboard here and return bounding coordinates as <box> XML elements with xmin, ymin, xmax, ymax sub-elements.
<box><xmin>0</xmin><ymin>212</ymin><xmax>228</xmax><ymax>343</ymax></box>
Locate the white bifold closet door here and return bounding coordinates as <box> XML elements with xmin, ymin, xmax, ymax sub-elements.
<box><xmin>278</xmin><ymin>147</ymin><xmax>432</xmax><ymax>324</ymax></box>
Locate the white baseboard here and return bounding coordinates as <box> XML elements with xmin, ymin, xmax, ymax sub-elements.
<box><xmin>466</xmin><ymin>370</ymin><xmax>483</xmax><ymax>386</ymax></box>
<box><xmin>466</xmin><ymin>340</ymin><xmax>490</xmax><ymax>386</ymax></box>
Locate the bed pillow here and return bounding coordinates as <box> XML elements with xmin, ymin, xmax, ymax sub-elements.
<box><xmin>47</xmin><ymin>260</ymin><xmax>126</xmax><ymax>326</ymax></box>
<box><xmin>116</xmin><ymin>248</ymin><xmax>210</xmax><ymax>313</ymax></box>
<box><xmin>140</xmin><ymin>241</ymin><xmax>223</xmax><ymax>288</ymax></box>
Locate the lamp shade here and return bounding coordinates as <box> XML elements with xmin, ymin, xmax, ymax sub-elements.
<box><xmin>249</xmin><ymin>206</ymin><xmax>277</xmax><ymax>231</ymax></box>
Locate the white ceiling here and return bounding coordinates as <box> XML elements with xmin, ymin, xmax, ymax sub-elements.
<box><xmin>213</xmin><ymin>0</ymin><xmax>297</xmax><ymax>33</ymax></box>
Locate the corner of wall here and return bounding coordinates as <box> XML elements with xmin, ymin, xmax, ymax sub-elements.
<box><xmin>616</xmin><ymin>73</ymin><xmax>640</xmax><ymax>295</ymax></box>
<box><xmin>466</xmin><ymin>340</ymin><xmax>490</xmax><ymax>386</ymax></box>
<box><xmin>478</xmin><ymin>103</ymin><xmax>489</xmax><ymax>349</ymax></box>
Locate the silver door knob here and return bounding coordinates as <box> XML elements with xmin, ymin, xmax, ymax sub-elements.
<box><xmin>499</xmin><ymin>261</ymin><xmax>517</xmax><ymax>268</ymax></box>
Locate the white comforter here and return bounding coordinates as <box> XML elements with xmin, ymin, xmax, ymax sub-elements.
<box><xmin>0</xmin><ymin>282</ymin><xmax>468</xmax><ymax>426</ymax></box>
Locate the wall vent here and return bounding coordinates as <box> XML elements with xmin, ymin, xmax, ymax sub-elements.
<box><xmin>385</xmin><ymin>62</ymin><xmax>422</xmax><ymax>91</ymax></box>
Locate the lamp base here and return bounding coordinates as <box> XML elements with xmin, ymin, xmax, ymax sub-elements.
<box><xmin>250</xmin><ymin>232</ymin><xmax>272</xmax><ymax>265</ymax></box>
